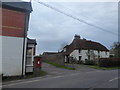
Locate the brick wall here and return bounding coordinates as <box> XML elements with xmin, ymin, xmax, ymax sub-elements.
<box><xmin>42</xmin><ymin>53</ymin><xmax>65</xmax><ymax>65</ymax></box>
<box><xmin>1</xmin><ymin>8</ymin><xmax>26</xmax><ymax>37</ymax></box>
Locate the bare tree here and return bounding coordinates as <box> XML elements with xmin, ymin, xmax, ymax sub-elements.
<box><xmin>58</xmin><ymin>42</ymin><xmax>68</xmax><ymax>52</ymax></box>
<box><xmin>110</xmin><ymin>42</ymin><xmax>120</xmax><ymax>58</ymax></box>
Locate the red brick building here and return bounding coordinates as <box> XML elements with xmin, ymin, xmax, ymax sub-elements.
<box><xmin>1</xmin><ymin>2</ymin><xmax>33</xmax><ymax>76</ymax></box>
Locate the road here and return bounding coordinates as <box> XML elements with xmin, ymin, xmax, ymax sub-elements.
<box><xmin>2</xmin><ymin>63</ymin><xmax>119</xmax><ymax>89</ymax></box>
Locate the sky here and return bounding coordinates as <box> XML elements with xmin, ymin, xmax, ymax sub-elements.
<box><xmin>27</xmin><ymin>1</ymin><xmax>118</xmax><ymax>55</ymax></box>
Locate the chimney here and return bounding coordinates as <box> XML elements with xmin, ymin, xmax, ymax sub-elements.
<box><xmin>83</xmin><ymin>38</ymin><xmax>86</xmax><ymax>40</ymax></box>
<box><xmin>74</xmin><ymin>34</ymin><xmax>80</xmax><ymax>39</ymax></box>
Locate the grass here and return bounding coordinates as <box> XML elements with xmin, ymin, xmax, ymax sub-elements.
<box><xmin>89</xmin><ymin>65</ymin><xmax>120</xmax><ymax>70</ymax></box>
<box><xmin>43</xmin><ymin>61</ymin><xmax>76</xmax><ymax>70</ymax></box>
<box><xmin>3</xmin><ymin>70</ymin><xmax>47</xmax><ymax>82</ymax></box>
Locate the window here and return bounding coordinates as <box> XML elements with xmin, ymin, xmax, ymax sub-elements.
<box><xmin>26</xmin><ymin>57</ymin><xmax>32</xmax><ymax>65</ymax></box>
<box><xmin>106</xmin><ymin>52</ymin><xmax>107</xmax><ymax>55</ymax></box>
<box><xmin>79</xmin><ymin>49</ymin><xmax>81</xmax><ymax>53</ymax></box>
<box><xmin>79</xmin><ymin>56</ymin><xmax>82</xmax><ymax>60</ymax></box>
<box><xmin>27</xmin><ymin>48</ymin><xmax>32</xmax><ymax>56</ymax></box>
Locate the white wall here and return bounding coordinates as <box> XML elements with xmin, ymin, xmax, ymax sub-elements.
<box><xmin>2</xmin><ymin>36</ymin><xmax>27</xmax><ymax>76</ymax></box>
<box><xmin>70</xmin><ymin>50</ymin><xmax>79</xmax><ymax>60</ymax></box>
<box><xmin>0</xmin><ymin>36</ymin><xmax>2</xmax><ymax>76</ymax></box>
<box><xmin>100</xmin><ymin>51</ymin><xmax>109</xmax><ymax>58</ymax></box>
<box><xmin>0</xmin><ymin>36</ymin><xmax>2</xmax><ymax>88</ymax></box>
<box><xmin>81</xmin><ymin>50</ymin><xmax>88</xmax><ymax>62</ymax></box>
<box><xmin>69</xmin><ymin>49</ymin><xmax>109</xmax><ymax>63</ymax></box>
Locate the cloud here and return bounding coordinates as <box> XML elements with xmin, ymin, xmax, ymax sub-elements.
<box><xmin>28</xmin><ymin>2</ymin><xmax>118</xmax><ymax>55</ymax></box>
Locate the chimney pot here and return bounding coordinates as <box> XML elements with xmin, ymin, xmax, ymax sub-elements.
<box><xmin>74</xmin><ymin>34</ymin><xmax>80</xmax><ymax>39</ymax></box>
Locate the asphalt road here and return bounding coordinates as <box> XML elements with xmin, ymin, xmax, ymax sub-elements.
<box><xmin>2</xmin><ymin>63</ymin><xmax>120</xmax><ymax>89</ymax></box>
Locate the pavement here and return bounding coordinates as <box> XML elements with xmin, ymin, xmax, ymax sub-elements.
<box><xmin>2</xmin><ymin>62</ymin><xmax>120</xmax><ymax>89</ymax></box>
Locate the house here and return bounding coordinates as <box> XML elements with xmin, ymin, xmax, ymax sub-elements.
<box><xmin>63</xmin><ymin>35</ymin><xmax>109</xmax><ymax>63</ymax></box>
<box><xmin>26</xmin><ymin>38</ymin><xmax>37</xmax><ymax>73</ymax></box>
<box><xmin>1</xmin><ymin>2</ymin><xmax>34</xmax><ymax>76</ymax></box>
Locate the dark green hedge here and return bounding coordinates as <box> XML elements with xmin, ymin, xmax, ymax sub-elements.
<box><xmin>85</xmin><ymin>60</ymin><xmax>96</xmax><ymax>65</ymax></box>
<box><xmin>98</xmin><ymin>58</ymin><xmax>120</xmax><ymax>67</ymax></box>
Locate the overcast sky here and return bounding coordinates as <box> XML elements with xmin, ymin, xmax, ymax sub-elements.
<box><xmin>28</xmin><ymin>1</ymin><xmax>118</xmax><ymax>55</ymax></box>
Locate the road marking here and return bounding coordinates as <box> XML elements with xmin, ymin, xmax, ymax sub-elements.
<box><xmin>52</xmin><ymin>76</ymin><xmax>63</xmax><ymax>78</ymax></box>
<box><xmin>3</xmin><ymin>75</ymin><xmax>51</xmax><ymax>85</ymax></box>
<box><xmin>88</xmin><ymin>87</ymin><xmax>94</xmax><ymax>90</ymax></box>
<box><xmin>2</xmin><ymin>70</ymin><xmax>105</xmax><ymax>87</ymax></box>
<box><xmin>109</xmin><ymin>77</ymin><xmax>120</xmax><ymax>82</ymax></box>
<box><xmin>3</xmin><ymin>79</ymin><xmax>41</xmax><ymax>87</ymax></box>
<box><xmin>3</xmin><ymin>75</ymin><xmax>64</xmax><ymax>87</ymax></box>
<box><xmin>69</xmin><ymin>73</ymin><xmax>80</xmax><ymax>76</ymax></box>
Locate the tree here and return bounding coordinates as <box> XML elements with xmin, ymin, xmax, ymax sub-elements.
<box><xmin>111</xmin><ymin>42</ymin><xmax>120</xmax><ymax>58</ymax></box>
<box><xmin>58</xmin><ymin>42</ymin><xmax>68</xmax><ymax>52</ymax></box>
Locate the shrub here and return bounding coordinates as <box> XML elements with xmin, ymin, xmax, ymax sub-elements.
<box><xmin>85</xmin><ymin>59</ymin><xmax>95</xmax><ymax>65</ymax></box>
<box><xmin>98</xmin><ymin>58</ymin><xmax>120</xmax><ymax>67</ymax></box>
<box><xmin>78</xmin><ymin>60</ymin><xmax>84</xmax><ymax>64</ymax></box>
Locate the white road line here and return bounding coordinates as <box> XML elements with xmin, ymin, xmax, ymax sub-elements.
<box><xmin>52</xmin><ymin>76</ymin><xmax>63</xmax><ymax>78</ymax></box>
<box><xmin>88</xmin><ymin>87</ymin><xmax>94</xmax><ymax>90</ymax></box>
<box><xmin>3</xmin><ymin>75</ymin><xmax>64</xmax><ymax>87</ymax></box>
<box><xmin>109</xmin><ymin>77</ymin><xmax>120</xmax><ymax>82</ymax></box>
<box><xmin>3</xmin><ymin>75</ymin><xmax>50</xmax><ymax>84</ymax></box>
<box><xmin>69</xmin><ymin>73</ymin><xmax>80</xmax><ymax>76</ymax></box>
<box><xmin>3</xmin><ymin>79</ymin><xmax>41</xmax><ymax>87</ymax></box>
<box><xmin>2</xmin><ymin>70</ymin><xmax>104</xmax><ymax>87</ymax></box>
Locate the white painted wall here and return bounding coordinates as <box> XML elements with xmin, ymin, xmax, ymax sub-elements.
<box><xmin>0</xmin><ymin>8</ymin><xmax>2</xmax><ymax>88</ymax></box>
<box><xmin>69</xmin><ymin>49</ymin><xmax>109</xmax><ymax>63</ymax></box>
<box><xmin>64</xmin><ymin>56</ymin><xmax>67</xmax><ymax>62</ymax></box>
<box><xmin>81</xmin><ymin>50</ymin><xmax>88</xmax><ymax>61</ymax></box>
<box><xmin>0</xmin><ymin>36</ymin><xmax>2</xmax><ymax>76</ymax></box>
<box><xmin>2</xmin><ymin>36</ymin><xmax>27</xmax><ymax>76</ymax></box>
<box><xmin>70</xmin><ymin>50</ymin><xmax>79</xmax><ymax>60</ymax></box>
<box><xmin>0</xmin><ymin>46</ymin><xmax>1</xmax><ymax>87</ymax></box>
<box><xmin>99</xmin><ymin>51</ymin><xmax>109</xmax><ymax>58</ymax></box>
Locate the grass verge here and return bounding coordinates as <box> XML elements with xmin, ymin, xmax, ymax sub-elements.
<box><xmin>89</xmin><ymin>65</ymin><xmax>120</xmax><ymax>70</ymax></box>
<box><xmin>3</xmin><ymin>70</ymin><xmax>47</xmax><ymax>82</ymax></box>
<box><xmin>43</xmin><ymin>61</ymin><xmax>75</xmax><ymax>70</ymax></box>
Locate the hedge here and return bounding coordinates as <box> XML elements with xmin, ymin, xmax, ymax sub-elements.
<box><xmin>85</xmin><ymin>59</ymin><xmax>96</xmax><ymax>65</ymax></box>
<box><xmin>98</xmin><ymin>58</ymin><xmax>120</xmax><ymax>67</ymax></box>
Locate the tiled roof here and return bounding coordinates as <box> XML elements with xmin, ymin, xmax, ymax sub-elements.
<box><xmin>64</xmin><ymin>35</ymin><xmax>109</xmax><ymax>55</ymax></box>
<box><xmin>2</xmin><ymin>2</ymin><xmax>32</xmax><ymax>13</ymax></box>
<box><xmin>43</xmin><ymin>52</ymin><xmax>58</xmax><ymax>55</ymax></box>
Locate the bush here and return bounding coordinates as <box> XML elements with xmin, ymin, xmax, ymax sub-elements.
<box><xmin>78</xmin><ymin>60</ymin><xmax>84</xmax><ymax>64</ymax></box>
<box><xmin>98</xmin><ymin>58</ymin><xmax>120</xmax><ymax>67</ymax></box>
<box><xmin>85</xmin><ymin>59</ymin><xmax>95</xmax><ymax>65</ymax></box>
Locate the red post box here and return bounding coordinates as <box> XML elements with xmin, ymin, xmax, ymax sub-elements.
<box><xmin>34</xmin><ymin>56</ymin><xmax>42</xmax><ymax>69</ymax></box>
